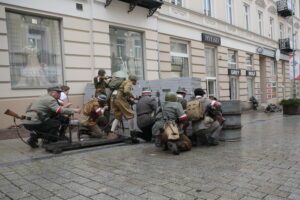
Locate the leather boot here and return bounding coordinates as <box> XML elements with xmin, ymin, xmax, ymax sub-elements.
<box><xmin>130</xmin><ymin>131</ymin><xmax>140</xmax><ymax>144</ymax></box>
<box><xmin>167</xmin><ymin>141</ymin><xmax>179</xmax><ymax>155</ymax></box>
<box><xmin>27</xmin><ymin>133</ymin><xmax>39</xmax><ymax>148</ymax></box>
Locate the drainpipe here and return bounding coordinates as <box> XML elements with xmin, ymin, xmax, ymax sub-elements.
<box><xmin>156</xmin><ymin>13</ymin><xmax>161</xmax><ymax>79</ymax></box>
<box><xmin>292</xmin><ymin>0</ymin><xmax>296</xmax><ymax>99</ymax></box>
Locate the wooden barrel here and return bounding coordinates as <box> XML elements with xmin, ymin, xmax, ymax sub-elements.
<box><xmin>219</xmin><ymin>100</ymin><xmax>242</xmax><ymax>141</ymax></box>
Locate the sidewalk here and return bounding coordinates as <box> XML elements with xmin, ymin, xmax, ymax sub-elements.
<box><xmin>1</xmin><ymin>111</ymin><xmax>300</xmax><ymax>200</ymax></box>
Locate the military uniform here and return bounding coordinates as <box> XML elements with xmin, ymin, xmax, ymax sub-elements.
<box><xmin>152</xmin><ymin>92</ymin><xmax>191</xmax><ymax>154</ymax></box>
<box><xmin>136</xmin><ymin>93</ymin><xmax>157</xmax><ymax>142</ymax></box>
<box><xmin>177</xmin><ymin>95</ymin><xmax>187</xmax><ymax>110</ymax></box>
<box><xmin>191</xmin><ymin>96</ymin><xmax>222</xmax><ymax>145</ymax></box>
<box><xmin>22</xmin><ymin>92</ymin><xmax>74</xmax><ymax>145</ymax></box>
<box><xmin>79</xmin><ymin>98</ymin><xmax>106</xmax><ymax>138</ymax></box>
<box><xmin>111</xmin><ymin>79</ymin><xmax>134</xmax><ymax>120</ymax></box>
<box><xmin>94</xmin><ymin>77</ymin><xmax>108</xmax><ymax>97</ymax></box>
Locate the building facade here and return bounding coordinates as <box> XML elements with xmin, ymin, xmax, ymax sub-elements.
<box><xmin>0</xmin><ymin>0</ymin><xmax>300</xmax><ymax>129</ymax></box>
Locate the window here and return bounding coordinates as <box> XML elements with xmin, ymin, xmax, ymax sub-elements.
<box><xmin>171</xmin><ymin>0</ymin><xmax>184</xmax><ymax>7</ymax></box>
<box><xmin>226</xmin><ymin>0</ymin><xmax>233</xmax><ymax>24</ymax></box>
<box><xmin>170</xmin><ymin>40</ymin><xmax>189</xmax><ymax>77</ymax></box>
<box><xmin>247</xmin><ymin>78</ymin><xmax>254</xmax><ymax>99</ymax></box>
<box><xmin>245</xmin><ymin>53</ymin><xmax>253</xmax><ymax>70</ymax></box>
<box><xmin>288</xmin><ymin>27</ymin><xmax>292</xmax><ymax>40</ymax></box>
<box><xmin>229</xmin><ymin>77</ymin><xmax>238</xmax><ymax>100</ymax></box>
<box><xmin>205</xmin><ymin>47</ymin><xmax>217</xmax><ymax>97</ymax></box>
<box><xmin>270</xmin><ymin>17</ymin><xmax>274</xmax><ymax>39</ymax></box>
<box><xmin>244</xmin><ymin>4</ymin><xmax>250</xmax><ymax>30</ymax></box>
<box><xmin>6</xmin><ymin>12</ymin><xmax>63</xmax><ymax>88</ymax></box>
<box><xmin>228</xmin><ymin>50</ymin><xmax>237</xmax><ymax>69</ymax></box>
<box><xmin>271</xmin><ymin>81</ymin><xmax>277</xmax><ymax>98</ymax></box>
<box><xmin>258</xmin><ymin>11</ymin><xmax>263</xmax><ymax>35</ymax></box>
<box><xmin>110</xmin><ymin>27</ymin><xmax>144</xmax><ymax>79</ymax></box>
<box><xmin>204</xmin><ymin>0</ymin><xmax>213</xmax><ymax>17</ymax></box>
<box><xmin>279</xmin><ymin>23</ymin><xmax>284</xmax><ymax>39</ymax></box>
<box><xmin>271</xmin><ymin>60</ymin><xmax>277</xmax><ymax>76</ymax></box>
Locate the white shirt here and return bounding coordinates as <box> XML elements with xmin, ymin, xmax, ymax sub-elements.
<box><xmin>58</xmin><ymin>92</ymin><xmax>67</xmax><ymax>105</ymax></box>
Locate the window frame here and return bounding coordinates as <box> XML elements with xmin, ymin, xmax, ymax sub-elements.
<box><xmin>171</xmin><ymin>0</ymin><xmax>184</xmax><ymax>7</ymax></box>
<box><xmin>228</xmin><ymin>49</ymin><xmax>237</xmax><ymax>69</ymax></box>
<box><xmin>225</xmin><ymin>0</ymin><xmax>233</xmax><ymax>24</ymax></box>
<box><xmin>258</xmin><ymin>10</ymin><xmax>263</xmax><ymax>35</ymax></box>
<box><xmin>170</xmin><ymin>39</ymin><xmax>190</xmax><ymax>78</ymax></box>
<box><xmin>279</xmin><ymin>22</ymin><xmax>284</xmax><ymax>39</ymax></box>
<box><xmin>247</xmin><ymin>77</ymin><xmax>254</xmax><ymax>100</ymax></box>
<box><xmin>270</xmin><ymin>17</ymin><xmax>274</xmax><ymax>39</ymax></box>
<box><xmin>245</xmin><ymin>53</ymin><xmax>253</xmax><ymax>70</ymax></box>
<box><xmin>229</xmin><ymin>76</ymin><xmax>239</xmax><ymax>100</ymax></box>
<box><xmin>244</xmin><ymin>3</ymin><xmax>250</xmax><ymax>31</ymax></box>
<box><xmin>203</xmin><ymin>0</ymin><xmax>213</xmax><ymax>17</ymax></box>
<box><xmin>109</xmin><ymin>26</ymin><xmax>145</xmax><ymax>80</ymax></box>
<box><xmin>6</xmin><ymin>11</ymin><xmax>64</xmax><ymax>89</ymax></box>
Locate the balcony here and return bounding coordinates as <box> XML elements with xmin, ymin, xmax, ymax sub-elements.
<box><xmin>279</xmin><ymin>38</ymin><xmax>293</xmax><ymax>53</ymax></box>
<box><xmin>105</xmin><ymin>0</ymin><xmax>163</xmax><ymax>17</ymax></box>
<box><xmin>277</xmin><ymin>0</ymin><xmax>293</xmax><ymax>17</ymax></box>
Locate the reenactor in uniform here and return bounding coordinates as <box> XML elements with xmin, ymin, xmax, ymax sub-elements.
<box><xmin>152</xmin><ymin>92</ymin><xmax>192</xmax><ymax>154</ymax></box>
<box><xmin>109</xmin><ymin>74</ymin><xmax>139</xmax><ymax>143</ymax></box>
<box><xmin>79</xmin><ymin>96</ymin><xmax>108</xmax><ymax>138</ymax></box>
<box><xmin>94</xmin><ymin>69</ymin><xmax>108</xmax><ymax>97</ymax></box>
<box><xmin>22</xmin><ymin>86</ymin><xmax>81</xmax><ymax>148</ymax></box>
<box><xmin>176</xmin><ymin>87</ymin><xmax>187</xmax><ymax>110</ymax></box>
<box><xmin>136</xmin><ymin>87</ymin><xmax>158</xmax><ymax>142</ymax></box>
<box><xmin>191</xmin><ymin>88</ymin><xmax>222</xmax><ymax>146</ymax></box>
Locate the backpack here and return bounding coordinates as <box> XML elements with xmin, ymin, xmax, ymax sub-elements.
<box><xmin>186</xmin><ymin>99</ymin><xmax>204</xmax><ymax>121</ymax></box>
<box><xmin>163</xmin><ymin>120</ymin><xmax>180</xmax><ymax>141</ymax></box>
<box><xmin>107</xmin><ymin>77</ymin><xmax>125</xmax><ymax>91</ymax></box>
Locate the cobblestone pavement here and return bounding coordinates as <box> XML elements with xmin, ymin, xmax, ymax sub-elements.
<box><xmin>1</xmin><ymin>112</ymin><xmax>300</xmax><ymax>200</ymax></box>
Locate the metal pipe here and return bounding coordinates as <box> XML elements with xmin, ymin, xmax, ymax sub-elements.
<box><xmin>292</xmin><ymin>0</ymin><xmax>296</xmax><ymax>99</ymax></box>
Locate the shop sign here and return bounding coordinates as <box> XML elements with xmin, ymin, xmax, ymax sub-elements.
<box><xmin>228</xmin><ymin>69</ymin><xmax>241</xmax><ymax>76</ymax></box>
<box><xmin>201</xmin><ymin>33</ymin><xmax>221</xmax><ymax>45</ymax></box>
<box><xmin>256</xmin><ymin>46</ymin><xmax>275</xmax><ymax>57</ymax></box>
<box><xmin>246</xmin><ymin>70</ymin><xmax>256</xmax><ymax>77</ymax></box>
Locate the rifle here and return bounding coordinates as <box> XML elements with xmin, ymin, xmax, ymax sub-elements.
<box><xmin>4</xmin><ymin>109</ymin><xmax>23</xmax><ymax>119</ymax></box>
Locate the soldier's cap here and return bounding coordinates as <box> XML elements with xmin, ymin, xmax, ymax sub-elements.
<box><xmin>194</xmin><ymin>88</ymin><xmax>206</xmax><ymax>96</ymax></box>
<box><xmin>47</xmin><ymin>86</ymin><xmax>62</xmax><ymax>92</ymax></box>
<box><xmin>142</xmin><ymin>87</ymin><xmax>152</xmax><ymax>95</ymax></box>
<box><xmin>98</xmin><ymin>69</ymin><xmax>106</xmax><ymax>75</ymax></box>
<box><xmin>177</xmin><ymin>87</ymin><xmax>187</xmax><ymax>94</ymax></box>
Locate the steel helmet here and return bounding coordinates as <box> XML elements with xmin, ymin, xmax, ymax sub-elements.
<box><xmin>128</xmin><ymin>74</ymin><xmax>137</xmax><ymax>81</ymax></box>
<box><xmin>165</xmin><ymin>92</ymin><xmax>177</xmax><ymax>102</ymax></box>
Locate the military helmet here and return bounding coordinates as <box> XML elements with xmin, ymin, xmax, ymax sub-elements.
<box><xmin>165</xmin><ymin>92</ymin><xmax>177</xmax><ymax>102</ymax></box>
<box><xmin>128</xmin><ymin>74</ymin><xmax>137</xmax><ymax>81</ymax></box>
<box><xmin>98</xmin><ymin>69</ymin><xmax>106</xmax><ymax>76</ymax></box>
<box><xmin>176</xmin><ymin>87</ymin><xmax>187</xmax><ymax>94</ymax></box>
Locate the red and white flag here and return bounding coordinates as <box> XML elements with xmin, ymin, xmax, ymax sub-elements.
<box><xmin>289</xmin><ymin>54</ymin><xmax>300</xmax><ymax>80</ymax></box>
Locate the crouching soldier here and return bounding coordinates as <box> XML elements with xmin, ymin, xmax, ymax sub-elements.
<box><xmin>191</xmin><ymin>88</ymin><xmax>223</xmax><ymax>146</ymax></box>
<box><xmin>22</xmin><ymin>86</ymin><xmax>81</xmax><ymax>148</ymax></box>
<box><xmin>79</xmin><ymin>96</ymin><xmax>108</xmax><ymax>138</ymax></box>
<box><xmin>136</xmin><ymin>87</ymin><xmax>158</xmax><ymax>142</ymax></box>
<box><xmin>109</xmin><ymin>74</ymin><xmax>139</xmax><ymax>143</ymax></box>
<box><xmin>152</xmin><ymin>92</ymin><xmax>192</xmax><ymax>155</ymax></box>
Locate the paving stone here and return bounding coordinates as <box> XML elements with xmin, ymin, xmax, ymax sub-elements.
<box><xmin>143</xmin><ymin>185</ymin><xmax>171</xmax><ymax>195</ymax></box>
<box><xmin>288</xmin><ymin>194</ymin><xmax>300</xmax><ymax>200</ymax></box>
<box><xmin>163</xmin><ymin>182</ymin><xmax>192</xmax><ymax>192</ymax></box>
<box><xmin>4</xmin><ymin>191</ymin><xmax>31</xmax><ymax>200</ymax></box>
<box><xmin>210</xmin><ymin>188</ymin><xmax>244</xmax><ymax>200</ymax></box>
<box><xmin>117</xmin><ymin>192</ymin><xmax>144</xmax><ymax>200</ymax></box>
<box><xmin>186</xmin><ymin>190</ymin><xmax>219</xmax><ymax>200</ymax></box>
<box><xmin>98</xmin><ymin>186</ymin><xmax>122</xmax><ymax>196</ymax></box>
<box><xmin>121</xmin><ymin>185</ymin><xmax>147</xmax><ymax>196</ymax></box>
<box><xmin>66</xmin><ymin>195</ymin><xmax>90</xmax><ymax>200</ymax></box>
<box><xmin>140</xmin><ymin>192</ymin><xmax>170</xmax><ymax>200</ymax></box>
<box><xmin>65</xmin><ymin>182</ymin><xmax>98</xmax><ymax>197</ymax></box>
<box><xmin>264</xmin><ymin>194</ymin><xmax>287</xmax><ymax>200</ymax></box>
<box><xmin>54</xmin><ymin>189</ymin><xmax>78</xmax><ymax>199</ymax></box>
<box><xmin>19</xmin><ymin>196</ymin><xmax>39</xmax><ymax>200</ymax></box>
<box><xmin>165</xmin><ymin>190</ymin><xmax>196</xmax><ymax>200</ymax></box>
<box><xmin>91</xmin><ymin>193</ymin><xmax>117</xmax><ymax>200</ymax></box>
<box><xmin>234</xmin><ymin>187</ymin><xmax>266</xmax><ymax>199</ymax></box>
<box><xmin>29</xmin><ymin>189</ymin><xmax>54</xmax><ymax>199</ymax></box>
